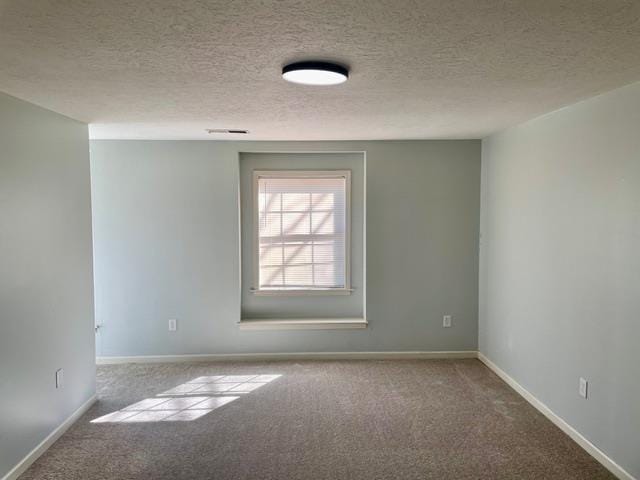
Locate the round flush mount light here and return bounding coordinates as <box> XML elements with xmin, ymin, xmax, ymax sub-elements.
<box><xmin>282</xmin><ymin>61</ymin><xmax>349</xmax><ymax>86</ymax></box>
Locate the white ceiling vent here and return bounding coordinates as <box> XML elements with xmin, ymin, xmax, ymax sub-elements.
<box><xmin>206</xmin><ymin>128</ymin><xmax>249</xmax><ymax>134</ymax></box>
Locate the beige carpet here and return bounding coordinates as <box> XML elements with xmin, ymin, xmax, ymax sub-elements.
<box><xmin>19</xmin><ymin>359</ymin><xmax>614</xmax><ymax>479</ymax></box>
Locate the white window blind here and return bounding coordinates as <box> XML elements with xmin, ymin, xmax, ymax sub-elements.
<box><xmin>255</xmin><ymin>171</ymin><xmax>349</xmax><ymax>291</ymax></box>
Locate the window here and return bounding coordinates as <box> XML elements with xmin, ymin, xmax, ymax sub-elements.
<box><xmin>253</xmin><ymin>170</ymin><xmax>350</xmax><ymax>294</ymax></box>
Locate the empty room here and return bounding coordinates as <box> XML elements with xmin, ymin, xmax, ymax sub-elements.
<box><xmin>1</xmin><ymin>1</ymin><xmax>639</xmax><ymax>479</ymax></box>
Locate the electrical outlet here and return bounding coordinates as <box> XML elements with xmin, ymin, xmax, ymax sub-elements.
<box><xmin>168</xmin><ymin>319</ymin><xmax>177</xmax><ymax>332</ymax></box>
<box><xmin>443</xmin><ymin>315</ymin><xmax>452</xmax><ymax>328</ymax></box>
<box><xmin>55</xmin><ymin>368</ymin><xmax>64</xmax><ymax>389</ymax></box>
<box><xmin>579</xmin><ymin>377</ymin><xmax>588</xmax><ymax>399</ymax></box>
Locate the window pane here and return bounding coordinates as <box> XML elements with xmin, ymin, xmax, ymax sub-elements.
<box><xmin>313</xmin><ymin>242</ymin><xmax>339</xmax><ymax>264</ymax></box>
<box><xmin>284</xmin><ymin>243</ymin><xmax>313</xmax><ymax>265</ymax></box>
<box><xmin>314</xmin><ymin>263</ymin><xmax>344</xmax><ymax>287</ymax></box>
<box><xmin>282</xmin><ymin>212</ymin><xmax>310</xmax><ymax>235</ymax></box>
<box><xmin>259</xmin><ymin>245</ymin><xmax>282</xmax><ymax>266</ymax></box>
<box><xmin>282</xmin><ymin>193</ymin><xmax>310</xmax><ymax>212</ymax></box>
<box><xmin>259</xmin><ymin>212</ymin><xmax>281</xmax><ymax>237</ymax></box>
<box><xmin>259</xmin><ymin>192</ymin><xmax>281</xmax><ymax>212</ymax></box>
<box><xmin>311</xmin><ymin>210</ymin><xmax>335</xmax><ymax>234</ymax></box>
<box><xmin>284</xmin><ymin>264</ymin><xmax>313</xmax><ymax>286</ymax></box>
<box><xmin>312</xmin><ymin>192</ymin><xmax>334</xmax><ymax>210</ymax></box>
<box><xmin>259</xmin><ymin>266</ymin><xmax>283</xmax><ymax>287</ymax></box>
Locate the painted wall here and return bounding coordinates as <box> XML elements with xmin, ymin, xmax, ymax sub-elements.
<box><xmin>0</xmin><ymin>93</ymin><xmax>95</xmax><ymax>478</ymax></box>
<box><xmin>480</xmin><ymin>82</ymin><xmax>640</xmax><ymax>479</ymax></box>
<box><xmin>91</xmin><ymin>140</ymin><xmax>480</xmax><ymax>357</ymax></box>
<box><xmin>239</xmin><ymin>152</ymin><xmax>365</xmax><ymax>320</ymax></box>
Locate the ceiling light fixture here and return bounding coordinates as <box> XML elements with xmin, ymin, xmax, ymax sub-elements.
<box><xmin>282</xmin><ymin>61</ymin><xmax>349</xmax><ymax>86</ymax></box>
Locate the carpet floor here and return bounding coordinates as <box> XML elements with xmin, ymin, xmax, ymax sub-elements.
<box><xmin>19</xmin><ymin>359</ymin><xmax>615</xmax><ymax>479</ymax></box>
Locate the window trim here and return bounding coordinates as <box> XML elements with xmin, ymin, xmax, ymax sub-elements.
<box><xmin>252</xmin><ymin>169</ymin><xmax>352</xmax><ymax>296</ymax></box>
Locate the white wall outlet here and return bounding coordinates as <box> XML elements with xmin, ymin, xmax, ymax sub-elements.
<box><xmin>55</xmin><ymin>368</ymin><xmax>64</xmax><ymax>389</ymax></box>
<box><xmin>168</xmin><ymin>319</ymin><xmax>177</xmax><ymax>331</ymax></box>
<box><xmin>443</xmin><ymin>315</ymin><xmax>452</xmax><ymax>328</ymax></box>
<box><xmin>579</xmin><ymin>377</ymin><xmax>588</xmax><ymax>399</ymax></box>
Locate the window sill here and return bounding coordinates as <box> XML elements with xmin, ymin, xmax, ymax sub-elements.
<box><xmin>250</xmin><ymin>288</ymin><xmax>353</xmax><ymax>296</ymax></box>
<box><xmin>238</xmin><ymin>318</ymin><xmax>368</xmax><ymax>330</ymax></box>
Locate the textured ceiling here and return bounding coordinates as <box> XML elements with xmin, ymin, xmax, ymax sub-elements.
<box><xmin>1</xmin><ymin>0</ymin><xmax>639</xmax><ymax>140</ymax></box>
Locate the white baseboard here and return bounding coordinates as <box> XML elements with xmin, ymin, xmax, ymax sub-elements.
<box><xmin>2</xmin><ymin>394</ymin><xmax>97</xmax><ymax>480</ymax></box>
<box><xmin>97</xmin><ymin>350</ymin><xmax>478</xmax><ymax>364</ymax></box>
<box><xmin>478</xmin><ymin>353</ymin><xmax>636</xmax><ymax>480</ymax></box>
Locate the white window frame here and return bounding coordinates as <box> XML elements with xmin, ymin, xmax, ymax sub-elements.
<box><xmin>252</xmin><ymin>169</ymin><xmax>351</xmax><ymax>296</ymax></box>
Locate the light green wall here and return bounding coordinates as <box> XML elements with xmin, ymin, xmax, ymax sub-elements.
<box><xmin>91</xmin><ymin>139</ymin><xmax>480</xmax><ymax>356</ymax></box>
<box><xmin>480</xmin><ymin>81</ymin><xmax>640</xmax><ymax>479</ymax></box>
<box><xmin>0</xmin><ymin>93</ymin><xmax>95</xmax><ymax>478</ymax></box>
